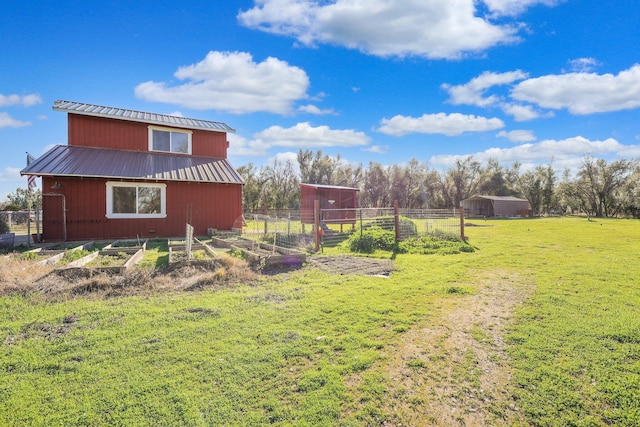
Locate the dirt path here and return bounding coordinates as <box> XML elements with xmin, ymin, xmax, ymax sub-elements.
<box><xmin>380</xmin><ymin>270</ymin><xmax>533</xmax><ymax>426</ymax></box>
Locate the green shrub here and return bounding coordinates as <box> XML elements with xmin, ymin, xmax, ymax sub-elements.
<box><xmin>347</xmin><ymin>226</ymin><xmax>396</xmax><ymax>253</ymax></box>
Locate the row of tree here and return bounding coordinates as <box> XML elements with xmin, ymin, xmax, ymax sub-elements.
<box><xmin>3</xmin><ymin>150</ymin><xmax>638</xmax><ymax>218</ymax></box>
<box><xmin>239</xmin><ymin>149</ymin><xmax>640</xmax><ymax>218</ymax></box>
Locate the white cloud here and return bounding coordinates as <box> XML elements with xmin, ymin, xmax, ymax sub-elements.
<box><xmin>481</xmin><ymin>0</ymin><xmax>560</xmax><ymax>17</ymax></box>
<box><xmin>228</xmin><ymin>133</ymin><xmax>266</xmax><ymax>156</ymax></box>
<box><xmin>228</xmin><ymin>122</ymin><xmax>370</xmax><ymax>156</ymax></box>
<box><xmin>364</xmin><ymin>145</ymin><xmax>389</xmax><ymax>154</ymax></box>
<box><xmin>239</xmin><ymin>0</ymin><xmax>521</xmax><ymax>59</ymax></box>
<box><xmin>377</xmin><ymin>113</ymin><xmax>504</xmax><ymax>136</ymax></box>
<box><xmin>566</xmin><ymin>57</ymin><xmax>600</xmax><ymax>73</ymax></box>
<box><xmin>442</xmin><ymin>70</ymin><xmax>528</xmax><ymax>106</ymax></box>
<box><xmin>500</xmin><ymin>103</ymin><xmax>551</xmax><ymax>121</ymax></box>
<box><xmin>0</xmin><ymin>166</ymin><xmax>22</xmax><ymax>182</ymax></box>
<box><xmin>0</xmin><ymin>93</ymin><xmax>42</xmax><ymax>107</ymax></box>
<box><xmin>430</xmin><ymin>136</ymin><xmax>634</xmax><ymax>171</ymax></box>
<box><xmin>255</xmin><ymin>122</ymin><xmax>370</xmax><ymax>148</ymax></box>
<box><xmin>0</xmin><ymin>112</ymin><xmax>31</xmax><ymax>128</ymax></box>
<box><xmin>297</xmin><ymin>104</ymin><xmax>336</xmax><ymax>115</ymax></box>
<box><xmin>135</xmin><ymin>51</ymin><xmax>310</xmax><ymax>114</ymax></box>
<box><xmin>496</xmin><ymin>129</ymin><xmax>536</xmax><ymax>142</ymax></box>
<box><xmin>511</xmin><ymin>64</ymin><xmax>640</xmax><ymax>114</ymax></box>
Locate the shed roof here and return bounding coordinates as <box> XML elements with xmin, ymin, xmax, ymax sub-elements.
<box><xmin>300</xmin><ymin>183</ymin><xmax>360</xmax><ymax>191</ymax></box>
<box><xmin>462</xmin><ymin>195</ymin><xmax>529</xmax><ymax>203</ymax></box>
<box><xmin>21</xmin><ymin>145</ymin><xmax>243</xmax><ymax>184</ymax></box>
<box><xmin>53</xmin><ymin>100</ymin><xmax>235</xmax><ymax>133</ymax></box>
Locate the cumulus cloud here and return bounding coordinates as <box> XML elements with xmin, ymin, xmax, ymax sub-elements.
<box><xmin>566</xmin><ymin>57</ymin><xmax>600</xmax><ymax>73</ymax></box>
<box><xmin>511</xmin><ymin>64</ymin><xmax>640</xmax><ymax>114</ymax></box>
<box><xmin>500</xmin><ymin>103</ymin><xmax>551</xmax><ymax>121</ymax></box>
<box><xmin>496</xmin><ymin>129</ymin><xmax>536</xmax><ymax>142</ymax></box>
<box><xmin>135</xmin><ymin>51</ymin><xmax>310</xmax><ymax>114</ymax></box>
<box><xmin>442</xmin><ymin>70</ymin><xmax>528</xmax><ymax>107</ymax></box>
<box><xmin>364</xmin><ymin>145</ymin><xmax>389</xmax><ymax>154</ymax></box>
<box><xmin>0</xmin><ymin>166</ymin><xmax>22</xmax><ymax>182</ymax></box>
<box><xmin>238</xmin><ymin>0</ymin><xmax>522</xmax><ymax>59</ymax></box>
<box><xmin>0</xmin><ymin>93</ymin><xmax>42</xmax><ymax>107</ymax></box>
<box><xmin>481</xmin><ymin>0</ymin><xmax>561</xmax><ymax>17</ymax></box>
<box><xmin>377</xmin><ymin>113</ymin><xmax>504</xmax><ymax>136</ymax></box>
<box><xmin>430</xmin><ymin>136</ymin><xmax>633</xmax><ymax>171</ymax></box>
<box><xmin>229</xmin><ymin>122</ymin><xmax>371</xmax><ymax>156</ymax></box>
<box><xmin>297</xmin><ymin>104</ymin><xmax>336</xmax><ymax>115</ymax></box>
<box><xmin>0</xmin><ymin>112</ymin><xmax>31</xmax><ymax>128</ymax></box>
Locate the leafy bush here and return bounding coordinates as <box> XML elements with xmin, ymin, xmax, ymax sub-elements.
<box><xmin>346</xmin><ymin>226</ymin><xmax>396</xmax><ymax>253</ymax></box>
<box><xmin>397</xmin><ymin>233</ymin><xmax>475</xmax><ymax>255</ymax></box>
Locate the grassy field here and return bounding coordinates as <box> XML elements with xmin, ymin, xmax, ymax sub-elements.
<box><xmin>1</xmin><ymin>217</ymin><xmax>639</xmax><ymax>425</ymax></box>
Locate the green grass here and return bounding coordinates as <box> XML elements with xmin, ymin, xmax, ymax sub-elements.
<box><xmin>1</xmin><ymin>217</ymin><xmax>639</xmax><ymax>425</ymax></box>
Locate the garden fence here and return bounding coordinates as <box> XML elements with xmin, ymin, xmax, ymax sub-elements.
<box><xmin>241</xmin><ymin>206</ymin><xmax>463</xmax><ymax>252</ymax></box>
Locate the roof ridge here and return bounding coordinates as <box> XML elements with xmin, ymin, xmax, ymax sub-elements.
<box><xmin>52</xmin><ymin>100</ymin><xmax>235</xmax><ymax>133</ymax></box>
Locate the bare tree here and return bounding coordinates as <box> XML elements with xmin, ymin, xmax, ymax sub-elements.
<box><xmin>576</xmin><ymin>156</ymin><xmax>633</xmax><ymax>217</ymax></box>
<box><xmin>362</xmin><ymin>162</ymin><xmax>390</xmax><ymax>207</ymax></box>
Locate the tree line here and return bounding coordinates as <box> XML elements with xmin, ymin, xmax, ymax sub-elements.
<box><xmin>238</xmin><ymin>149</ymin><xmax>640</xmax><ymax>218</ymax></box>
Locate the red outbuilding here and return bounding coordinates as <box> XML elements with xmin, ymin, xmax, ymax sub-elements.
<box><xmin>299</xmin><ymin>183</ymin><xmax>359</xmax><ymax>225</ymax></box>
<box><xmin>21</xmin><ymin>100</ymin><xmax>243</xmax><ymax>241</ymax></box>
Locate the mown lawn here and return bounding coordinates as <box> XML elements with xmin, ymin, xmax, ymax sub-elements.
<box><xmin>1</xmin><ymin>217</ymin><xmax>639</xmax><ymax>426</ymax></box>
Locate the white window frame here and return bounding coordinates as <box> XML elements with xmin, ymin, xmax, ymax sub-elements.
<box><xmin>148</xmin><ymin>125</ymin><xmax>192</xmax><ymax>154</ymax></box>
<box><xmin>106</xmin><ymin>181</ymin><xmax>167</xmax><ymax>219</ymax></box>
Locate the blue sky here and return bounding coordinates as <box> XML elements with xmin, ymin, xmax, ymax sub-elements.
<box><xmin>2</xmin><ymin>0</ymin><xmax>639</xmax><ymax>200</ymax></box>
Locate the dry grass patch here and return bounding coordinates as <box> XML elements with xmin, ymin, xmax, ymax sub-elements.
<box><xmin>377</xmin><ymin>269</ymin><xmax>533</xmax><ymax>426</ymax></box>
<box><xmin>1</xmin><ymin>254</ymin><xmax>256</xmax><ymax>300</ymax></box>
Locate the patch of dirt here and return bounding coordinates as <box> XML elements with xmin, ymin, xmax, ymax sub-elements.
<box><xmin>379</xmin><ymin>270</ymin><xmax>533</xmax><ymax>426</ymax></box>
<box><xmin>310</xmin><ymin>255</ymin><xmax>394</xmax><ymax>277</ymax></box>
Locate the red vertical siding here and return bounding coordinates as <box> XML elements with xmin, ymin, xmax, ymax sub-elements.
<box><xmin>68</xmin><ymin>114</ymin><xmax>229</xmax><ymax>157</ymax></box>
<box><xmin>41</xmin><ymin>176</ymin><xmax>242</xmax><ymax>241</ymax></box>
<box><xmin>68</xmin><ymin>115</ymin><xmax>148</xmax><ymax>151</ymax></box>
<box><xmin>192</xmin><ymin>131</ymin><xmax>228</xmax><ymax>158</ymax></box>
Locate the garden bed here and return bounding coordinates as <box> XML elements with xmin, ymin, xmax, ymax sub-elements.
<box><xmin>59</xmin><ymin>240</ymin><xmax>146</xmax><ymax>273</ymax></box>
<box><xmin>27</xmin><ymin>241</ymin><xmax>96</xmax><ymax>266</ymax></box>
<box><xmin>210</xmin><ymin>235</ymin><xmax>306</xmax><ymax>268</ymax></box>
<box><xmin>168</xmin><ymin>239</ymin><xmax>218</xmax><ymax>264</ymax></box>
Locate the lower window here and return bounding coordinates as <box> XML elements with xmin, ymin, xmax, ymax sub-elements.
<box><xmin>106</xmin><ymin>182</ymin><xmax>166</xmax><ymax>219</ymax></box>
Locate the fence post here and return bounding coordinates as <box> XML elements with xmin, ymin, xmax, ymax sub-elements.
<box><xmin>394</xmin><ymin>200</ymin><xmax>400</xmax><ymax>242</ymax></box>
<box><xmin>314</xmin><ymin>199</ymin><xmax>320</xmax><ymax>252</ymax></box>
<box><xmin>459</xmin><ymin>203</ymin><xmax>466</xmax><ymax>241</ymax></box>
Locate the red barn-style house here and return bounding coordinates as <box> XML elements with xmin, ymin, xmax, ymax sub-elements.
<box><xmin>21</xmin><ymin>100</ymin><xmax>243</xmax><ymax>241</ymax></box>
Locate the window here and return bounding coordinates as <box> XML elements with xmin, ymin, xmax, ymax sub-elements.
<box><xmin>106</xmin><ymin>182</ymin><xmax>166</xmax><ymax>219</ymax></box>
<box><xmin>148</xmin><ymin>126</ymin><xmax>192</xmax><ymax>154</ymax></box>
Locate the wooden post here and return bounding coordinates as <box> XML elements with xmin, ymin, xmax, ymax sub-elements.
<box><xmin>394</xmin><ymin>200</ymin><xmax>400</xmax><ymax>242</ymax></box>
<box><xmin>459</xmin><ymin>203</ymin><xmax>466</xmax><ymax>241</ymax></box>
<box><xmin>314</xmin><ymin>199</ymin><xmax>320</xmax><ymax>252</ymax></box>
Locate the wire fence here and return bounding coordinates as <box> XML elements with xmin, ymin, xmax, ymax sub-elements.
<box><xmin>239</xmin><ymin>208</ymin><xmax>462</xmax><ymax>251</ymax></box>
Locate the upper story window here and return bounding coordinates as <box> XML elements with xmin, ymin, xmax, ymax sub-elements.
<box><xmin>148</xmin><ymin>126</ymin><xmax>192</xmax><ymax>154</ymax></box>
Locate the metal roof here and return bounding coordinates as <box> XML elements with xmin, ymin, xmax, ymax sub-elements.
<box><xmin>300</xmin><ymin>183</ymin><xmax>360</xmax><ymax>191</ymax></box>
<box><xmin>21</xmin><ymin>145</ymin><xmax>243</xmax><ymax>185</ymax></box>
<box><xmin>462</xmin><ymin>195</ymin><xmax>529</xmax><ymax>202</ymax></box>
<box><xmin>53</xmin><ymin>100</ymin><xmax>235</xmax><ymax>133</ymax></box>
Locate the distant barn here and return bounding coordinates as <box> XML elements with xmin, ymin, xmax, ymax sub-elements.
<box><xmin>461</xmin><ymin>195</ymin><xmax>532</xmax><ymax>218</ymax></box>
<box><xmin>300</xmin><ymin>183</ymin><xmax>359</xmax><ymax>225</ymax></box>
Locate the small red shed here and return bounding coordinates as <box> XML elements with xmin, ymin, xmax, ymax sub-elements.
<box><xmin>21</xmin><ymin>100</ymin><xmax>243</xmax><ymax>241</ymax></box>
<box><xmin>300</xmin><ymin>183</ymin><xmax>359</xmax><ymax>225</ymax></box>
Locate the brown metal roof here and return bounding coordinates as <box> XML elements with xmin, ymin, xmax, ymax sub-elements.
<box><xmin>53</xmin><ymin>100</ymin><xmax>235</xmax><ymax>133</ymax></box>
<box><xmin>21</xmin><ymin>145</ymin><xmax>243</xmax><ymax>184</ymax></box>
